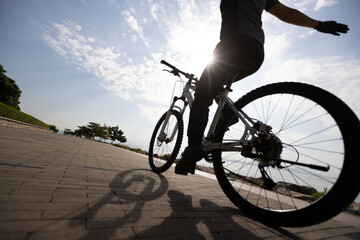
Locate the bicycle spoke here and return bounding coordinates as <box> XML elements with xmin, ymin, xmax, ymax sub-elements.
<box><xmin>285</xmin><ymin>143</ymin><xmax>342</xmax><ymax>171</ymax></box>
<box><xmin>149</xmin><ymin>110</ymin><xmax>183</xmax><ymax>173</ymax></box>
<box><xmin>216</xmin><ymin>87</ymin><xmax>347</xmax><ymax>213</ymax></box>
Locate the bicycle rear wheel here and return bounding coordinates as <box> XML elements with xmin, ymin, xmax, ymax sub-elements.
<box><xmin>149</xmin><ymin>110</ymin><xmax>183</xmax><ymax>173</ymax></box>
<box><xmin>213</xmin><ymin>82</ymin><xmax>360</xmax><ymax>227</ymax></box>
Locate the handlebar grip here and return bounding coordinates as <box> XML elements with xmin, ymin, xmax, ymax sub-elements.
<box><xmin>160</xmin><ymin>60</ymin><xmax>194</xmax><ymax>79</ymax></box>
<box><xmin>160</xmin><ymin>60</ymin><xmax>176</xmax><ymax>70</ymax></box>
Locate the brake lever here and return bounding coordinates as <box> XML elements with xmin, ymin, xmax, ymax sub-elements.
<box><xmin>162</xmin><ymin>69</ymin><xmax>180</xmax><ymax>77</ymax></box>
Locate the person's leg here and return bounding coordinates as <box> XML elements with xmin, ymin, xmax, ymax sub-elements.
<box><xmin>217</xmin><ymin>35</ymin><xmax>265</xmax><ymax>126</ymax></box>
<box><xmin>175</xmin><ymin>63</ymin><xmax>230</xmax><ymax>175</ymax></box>
<box><xmin>175</xmin><ymin>35</ymin><xmax>264</xmax><ymax>175</ymax></box>
<box><xmin>187</xmin><ymin>62</ymin><xmax>233</xmax><ymax>147</ymax></box>
<box><xmin>187</xmin><ymin>35</ymin><xmax>264</xmax><ymax>146</ymax></box>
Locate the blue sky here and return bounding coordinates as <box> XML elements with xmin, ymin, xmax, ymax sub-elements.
<box><xmin>0</xmin><ymin>0</ymin><xmax>359</xmax><ymax>149</ymax></box>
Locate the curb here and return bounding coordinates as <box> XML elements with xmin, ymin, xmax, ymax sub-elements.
<box><xmin>0</xmin><ymin>116</ymin><xmax>53</xmax><ymax>133</ymax></box>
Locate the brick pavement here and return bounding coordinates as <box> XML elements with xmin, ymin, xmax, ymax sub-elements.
<box><xmin>0</xmin><ymin>126</ymin><xmax>359</xmax><ymax>240</ymax></box>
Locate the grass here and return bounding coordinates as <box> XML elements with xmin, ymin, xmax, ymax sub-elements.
<box><xmin>0</xmin><ymin>102</ymin><xmax>50</xmax><ymax>129</ymax></box>
<box><xmin>312</xmin><ymin>187</ymin><xmax>328</xmax><ymax>199</ymax></box>
<box><xmin>112</xmin><ymin>143</ymin><xmax>148</xmax><ymax>155</ymax></box>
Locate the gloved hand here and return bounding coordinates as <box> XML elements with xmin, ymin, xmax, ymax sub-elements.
<box><xmin>315</xmin><ymin>21</ymin><xmax>349</xmax><ymax>36</ymax></box>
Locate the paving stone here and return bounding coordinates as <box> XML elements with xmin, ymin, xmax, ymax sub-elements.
<box><xmin>0</xmin><ymin>126</ymin><xmax>359</xmax><ymax>240</ymax></box>
<box><xmin>0</xmin><ymin>232</ymin><xmax>29</xmax><ymax>240</ymax></box>
<box><xmin>0</xmin><ymin>210</ymin><xmax>43</xmax><ymax>220</ymax></box>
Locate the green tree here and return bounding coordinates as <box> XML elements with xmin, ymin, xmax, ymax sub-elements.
<box><xmin>0</xmin><ymin>65</ymin><xmax>22</xmax><ymax>110</ymax></box>
<box><xmin>74</xmin><ymin>125</ymin><xmax>93</xmax><ymax>139</ymax></box>
<box><xmin>63</xmin><ymin>128</ymin><xmax>74</xmax><ymax>135</ymax></box>
<box><xmin>108</xmin><ymin>126</ymin><xmax>127</xmax><ymax>143</ymax></box>
<box><xmin>50</xmin><ymin>125</ymin><xmax>59</xmax><ymax>133</ymax></box>
<box><xmin>72</xmin><ymin>122</ymin><xmax>109</xmax><ymax>140</ymax></box>
<box><xmin>87</xmin><ymin>122</ymin><xmax>108</xmax><ymax>141</ymax></box>
<box><xmin>71</xmin><ymin>123</ymin><xmax>123</xmax><ymax>142</ymax></box>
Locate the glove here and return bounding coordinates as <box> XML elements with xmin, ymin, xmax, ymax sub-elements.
<box><xmin>315</xmin><ymin>21</ymin><xmax>349</xmax><ymax>36</ymax></box>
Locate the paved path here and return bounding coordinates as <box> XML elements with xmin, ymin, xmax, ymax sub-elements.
<box><xmin>0</xmin><ymin>126</ymin><xmax>359</xmax><ymax>240</ymax></box>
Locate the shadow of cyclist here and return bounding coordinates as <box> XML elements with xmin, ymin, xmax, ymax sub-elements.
<box><xmin>73</xmin><ymin>168</ymin><xmax>169</xmax><ymax>239</ymax></box>
<box><xmin>133</xmin><ymin>190</ymin><xmax>207</xmax><ymax>239</ymax></box>
<box><xmin>134</xmin><ymin>191</ymin><xmax>303</xmax><ymax>240</ymax></box>
<box><xmin>134</xmin><ymin>190</ymin><xmax>262</xmax><ymax>239</ymax></box>
<box><xmin>199</xmin><ymin>199</ymin><xmax>308</xmax><ymax>240</ymax></box>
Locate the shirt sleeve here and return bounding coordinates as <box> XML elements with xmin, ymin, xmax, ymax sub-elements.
<box><xmin>265</xmin><ymin>0</ymin><xmax>279</xmax><ymax>11</ymax></box>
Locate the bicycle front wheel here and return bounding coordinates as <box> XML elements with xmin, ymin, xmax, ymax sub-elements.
<box><xmin>149</xmin><ymin>110</ymin><xmax>183</xmax><ymax>173</ymax></box>
<box><xmin>213</xmin><ymin>82</ymin><xmax>360</xmax><ymax>227</ymax></box>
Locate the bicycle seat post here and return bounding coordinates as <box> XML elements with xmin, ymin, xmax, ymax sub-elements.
<box><xmin>225</xmin><ymin>71</ymin><xmax>239</xmax><ymax>91</ymax></box>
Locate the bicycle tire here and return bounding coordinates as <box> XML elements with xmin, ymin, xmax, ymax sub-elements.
<box><xmin>213</xmin><ymin>82</ymin><xmax>360</xmax><ymax>227</ymax></box>
<box><xmin>149</xmin><ymin>110</ymin><xmax>184</xmax><ymax>173</ymax></box>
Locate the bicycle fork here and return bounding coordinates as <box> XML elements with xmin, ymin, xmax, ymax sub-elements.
<box><xmin>158</xmin><ymin>90</ymin><xmax>191</xmax><ymax>144</ymax></box>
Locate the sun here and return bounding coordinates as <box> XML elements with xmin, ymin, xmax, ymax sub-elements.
<box><xmin>188</xmin><ymin>40</ymin><xmax>216</xmax><ymax>76</ymax></box>
<box><xmin>166</xmin><ymin>13</ymin><xmax>220</xmax><ymax>76</ymax></box>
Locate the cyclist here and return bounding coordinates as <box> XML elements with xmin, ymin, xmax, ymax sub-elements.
<box><xmin>175</xmin><ymin>0</ymin><xmax>349</xmax><ymax>175</ymax></box>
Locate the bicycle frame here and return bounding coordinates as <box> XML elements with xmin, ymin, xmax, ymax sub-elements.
<box><xmin>204</xmin><ymin>88</ymin><xmax>257</xmax><ymax>152</ymax></box>
<box><xmin>151</xmin><ymin>60</ymin><xmax>360</xmax><ymax>227</ymax></box>
<box><xmin>160</xmin><ymin>75</ymin><xmax>259</xmax><ymax>155</ymax></box>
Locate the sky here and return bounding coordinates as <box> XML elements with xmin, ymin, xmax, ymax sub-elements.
<box><xmin>0</xmin><ymin>0</ymin><xmax>359</xmax><ymax>149</ymax></box>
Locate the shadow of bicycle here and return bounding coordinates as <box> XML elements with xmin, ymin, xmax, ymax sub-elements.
<box><xmin>73</xmin><ymin>168</ymin><xmax>169</xmax><ymax>239</ymax></box>
<box><xmin>70</xmin><ymin>169</ymin><xmax>316</xmax><ymax>239</ymax></box>
<box><xmin>133</xmin><ymin>190</ymin><xmax>308</xmax><ymax>240</ymax></box>
<box><xmin>132</xmin><ymin>190</ymin><xmax>259</xmax><ymax>239</ymax></box>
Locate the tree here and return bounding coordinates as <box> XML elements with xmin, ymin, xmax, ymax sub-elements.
<box><xmin>87</xmin><ymin>122</ymin><xmax>108</xmax><ymax>141</ymax></box>
<box><xmin>68</xmin><ymin>123</ymin><xmax>125</xmax><ymax>142</ymax></box>
<box><xmin>63</xmin><ymin>128</ymin><xmax>74</xmax><ymax>135</ymax></box>
<box><xmin>74</xmin><ymin>125</ymin><xmax>93</xmax><ymax>139</ymax></box>
<box><xmin>0</xmin><ymin>65</ymin><xmax>22</xmax><ymax>110</ymax></box>
<box><xmin>108</xmin><ymin>126</ymin><xmax>127</xmax><ymax>143</ymax></box>
<box><xmin>71</xmin><ymin>122</ymin><xmax>109</xmax><ymax>140</ymax></box>
<box><xmin>50</xmin><ymin>125</ymin><xmax>59</xmax><ymax>133</ymax></box>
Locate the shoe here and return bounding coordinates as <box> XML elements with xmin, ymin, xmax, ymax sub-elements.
<box><xmin>175</xmin><ymin>145</ymin><xmax>204</xmax><ymax>175</ymax></box>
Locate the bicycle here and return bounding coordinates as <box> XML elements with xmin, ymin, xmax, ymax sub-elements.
<box><xmin>148</xmin><ymin>60</ymin><xmax>360</xmax><ymax>227</ymax></box>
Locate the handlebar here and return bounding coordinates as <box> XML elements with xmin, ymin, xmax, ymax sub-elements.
<box><xmin>161</xmin><ymin>60</ymin><xmax>197</xmax><ymax>82</ymax></box>
<box><xmin>160</xmin><ymin>60</ymin><xmax>176</xmax><ymax>69</ymax></box>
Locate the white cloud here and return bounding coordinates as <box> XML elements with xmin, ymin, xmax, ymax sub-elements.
<box><xmin>288</xmin><ymin>0</ymin><xmax>338</xmax><ymax>12</ymax></box>
<box><xmin>137</xmin><ymin>103</ymin><xmax>168</xmax><ymax>124</ymax></box>
<box><xmin>176</xmin><ymin>0</ymin><xmax>198</xmax><ymax>23</ymax></box>
<box><xmin>164</xmin><ymin>0</ymin><xmax>220</xmax><ymax>72</ymax></box>
<box><xmin>122</xmin><ymin>10</ymin><xmax>150</xmax><ymax>47</ymax></box>
<box><xmin>43</xmin><ymin>21</ymin><xmax>139</xmax><ymax>100</ymax></box>
<box><xmin>52</xmin><ymin>2</ymin><xmax>360</xmax><ymax>126</ymax></box>
<box><xmin>314</xmin><ymin>0</ymin><xmax>338</xmax><ymax>11</ymax></box>
<box><xmin>299</xmin><ymin>29</ymin><xmax>315</xmax><ymax>39</ymax></box>
<box><xmin>42</xmin><ymin>21</ymin><xmax>93</xmax><ymax>60</ymax></box>
<box><xmin>147</xmin><ymin>0</ymin><xmax>162</xmax><ymax>22</ymax></box>
<box><xmin>264</xmin><ymin>32</ymin><xmax>291</xmax><ymax>60</ymax></box>
<box><xmin>39</xmin><ymin>1</ymin><xmax>233</xmax><ymax>124</ymax></box>
<box><xmin>41</xmin><ymin>0</ymin><xmax>359</xmax><ymax>133</ymax></box>
<box><xmin>291</xmin><ymin>0</ymin><xmax>314</xmax><ymax>12</ymax></box>
<box><xmin>263</xmin><ymin>57</ymin><xmax>360</xmax><ymax>117</ymax></box>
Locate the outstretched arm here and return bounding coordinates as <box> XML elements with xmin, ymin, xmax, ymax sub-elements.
<box><xmin>268</xmin><ymin>2</ymin><xmax>349</xmax><ymax>36</ymax></box>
